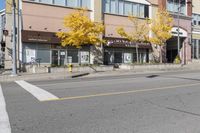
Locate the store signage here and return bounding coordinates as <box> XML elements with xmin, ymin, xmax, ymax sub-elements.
<box><xmin>81</xmin><ymin>51</ymin><xmax>90</xmax><ymax>64</ymax></box>
<box><xmin>27</xmin><ymin>36</ymin><xmax>49</xmax><ymax>42</ymax></box>
<box><xmin>171</xmin><ymin>27</ymin><xmax>187</xmax><ymax>37</ymax></box>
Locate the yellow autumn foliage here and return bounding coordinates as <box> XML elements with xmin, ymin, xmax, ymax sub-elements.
<box><xmin>149</xmin><ymin>9</ymin><xmax>173</xmax><ymax>46</ymax></box>
<box><xmin>56</xmin><ymin>9</ymin><xmax>104</xmax><ymax>48</ymax></box>
<box><xmin>117</xmin><ymin>16</ymin><xmax>150</xmax><ymax>43</ymax></box>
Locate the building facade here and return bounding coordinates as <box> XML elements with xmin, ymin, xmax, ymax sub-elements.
<box><xmin>2</xmin><ymin>0</ymin><xmax>194</xmax><ymax>70</ymax></box>
<box><xmin>148</xmin><ymin>0</ymin><xmax>192</xmax><ymax>63</ymax></box>
<box><xmin>103</xmin><ymin>0</ymin><xmax>152</xmax><ymax>64</ymax></box>
<box><xmin>0</xmin><ymin>9</ymin><xmax>5</xmax><ymax>67</ymax></box>
<box><xmin>3</xmin><ymin>0</ymin><xmax>153</xmax><ymax>69</ymax></box>
<box><xmin>192</xmin><ymin>0</ymin><xmax>200</xmax><ymax>59</ymax></box>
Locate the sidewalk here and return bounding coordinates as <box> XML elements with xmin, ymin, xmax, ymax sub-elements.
<box><xmin>0</xmin><ymin>71</ymin><xmax>88</xmax><ymax>82</ymax></box>
<box><xmin>1</xmin><ymin>63</ymin><xmax>199</xmax><ymax>82</ymax></box>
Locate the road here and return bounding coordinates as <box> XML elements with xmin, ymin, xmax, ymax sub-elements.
<box><xmin>1</xmin><ymin>70</ymin><xmax>200</xmax><ymax>133</ymax></box>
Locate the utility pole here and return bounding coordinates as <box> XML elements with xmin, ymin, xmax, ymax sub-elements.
<box><xmin>177</xmin><ymin>0</ymin><xmax>180</xmax><ymax>58</ymax></box>
<box><xmin>17</xmin><ymin>0</ymin><xmax>21</xmax><ymax>72</ymax></box>
<box><xmin>12</xmin><ymin>0</ymin><xmax>17</xmax><ymax>76</ymax></box>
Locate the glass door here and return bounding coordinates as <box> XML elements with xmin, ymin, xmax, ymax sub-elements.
<box><xmin>51</xmin><ymin>50</ymin><xmax>59</xmax><ymax>66</ymax></box>
<box><xmin>60</xmin><ymin>50</ymin><xmax>66</xmax><ymax>66</ymax></box>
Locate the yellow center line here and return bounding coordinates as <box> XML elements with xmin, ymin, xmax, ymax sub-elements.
<box><xmin>42</xmin><ymin>82</ymin><xmax>200</xmax><ymax>102</ymax></box>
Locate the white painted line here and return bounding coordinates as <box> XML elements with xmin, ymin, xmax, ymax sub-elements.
<box><xmin>15</xmin><ymin>80</ymin><xmax>59</xmax><ymax>101</ymax></box>
<box><xmin>0</xmin><ymin>84</ymin><xmax>12</xmax><ymax>133</ymax></box>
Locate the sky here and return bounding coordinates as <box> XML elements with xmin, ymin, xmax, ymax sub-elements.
<box><xmin>0</xmin><ymin>0</ymin><xmax>5</xmax><ymax>10</ymax></box>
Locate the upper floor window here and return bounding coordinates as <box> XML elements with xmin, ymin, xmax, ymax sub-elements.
<box><xmin>167</xmin><ymin>0</ymin><xmax>186</xmax><ymax>15</ymax></box>
<box><xmin>27</xmin><ymin>0</ymin><xmax>91</xmax><ymax>9</ymax></box>
<box><xmin>104</xmin><ymin>0</ymin><xmax>149</xmax><ymax>18</ymax></box>
<box><xmin>192</xmin><ymin>14</ymin><xmax>200</xmax><ymax>26</ymax></box>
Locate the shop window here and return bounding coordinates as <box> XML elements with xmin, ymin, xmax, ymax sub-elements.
<box><xmin>80</xmin><ymin>51</ymin><xmax>90</xmax><ymax>64</ymax></box>
<box><xmin>67</xmin><ymin>50</ymin><xmax>79</xmax><ymax>63</ymax></box>
<box><xmin>37</xmin><ymin>49</ymin><xmax>50</xmax><ymax>63</ymax></box>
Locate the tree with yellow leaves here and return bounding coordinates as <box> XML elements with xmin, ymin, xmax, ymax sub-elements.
<box><xmin>117</xmin><ymin>16</ymin><xmax>150</xmax><ymax>63</ymax></box>
<box><xmin>56</xmin><ymin>9</ymin><xmax>104</xmax><ymax>48</ymax></box>
<box><xmin>149</xmin><ymin>9</ymin><xmax>173</xmax><ymax>63</ymax></box>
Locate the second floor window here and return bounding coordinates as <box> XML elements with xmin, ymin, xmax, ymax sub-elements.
<box><xmin>27</xmin><ymin>0</ymin><xmax>90</xmax><ymax>9</ymax></box>
<box><xmin>167</xmin><ymin>0</ymin><xmax>186</xmax><ymax>15</ymax></box>
<box><xmin>104</xmin><ymin>0</ymin><xmax>149</xmax><ymax>18</ymax></box>
<box><xmin>193</xmin><ymin>14</ymin><xmax>200</xmax><ymax>26</ymax></box>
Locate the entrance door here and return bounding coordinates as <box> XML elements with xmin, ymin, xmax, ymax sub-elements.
<box><xmin>52</xmin><ymin>50</ymin><xmax>59</xmax><ymax>66</ymax></box>
<box><xmin>114</xmin><ymin>52</ymin><xmax>122</xmax><ymax>63</ymax></box>
<box><xmin>60</xmin><ymin>50</ymin><xmax>66</xmax><ymax>66</ymax></box>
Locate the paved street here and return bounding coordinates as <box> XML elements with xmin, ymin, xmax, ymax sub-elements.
<box><xmin>1</xmin><ymin>70</ymin><xmax>200</xmax><ymax>133</ymax></box>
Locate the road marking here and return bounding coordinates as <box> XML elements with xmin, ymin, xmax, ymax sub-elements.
<box><xmin>43</xmin><ymin>82</ymin><xmax>200</xmax><ymax>102</ymax></box>
<box><xmin>15</xmin><ymin>80</ymin><xmax>59</xmax><ymax>101</ymax></box>
<box><xmin>0</xmin><ymin>84</ymin><xmax>11</xmax><ymax>133</ymax></box>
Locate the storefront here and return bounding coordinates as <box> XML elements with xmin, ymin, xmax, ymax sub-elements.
<box><xmin>104</xmin><ymin>38</ymin><xmax>151</xmax><ymax>65</ymax></box>
<box><xmin>22</xmin><ymin>30</ymin><xmax>90</xmax><ymax>66</ymax></box>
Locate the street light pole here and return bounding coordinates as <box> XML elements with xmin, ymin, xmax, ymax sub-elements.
<box><xmin>177</xmin><ymin>2</ymin><xmax>180</xmax><ymax>58</ymax></box>
<box><xmin>12</xmin><ymin>0</ymin><xmax>17</xmax><ymax>76</ymax></box>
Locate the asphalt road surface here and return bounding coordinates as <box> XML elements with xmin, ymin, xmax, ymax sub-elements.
<box><xmin>1</xmin><ymin>70</ymin><xmax>200</xmax><ymax>133</ymax></box>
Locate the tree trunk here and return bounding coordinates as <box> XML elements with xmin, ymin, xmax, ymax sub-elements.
<box><xmin>160</xmin><ymin>45</ymin><xmax>162</xmax><ymax>63</ymax></box>
<box><xmin>136</xmin><ymin>44</ymin><xmax>139</xmax><ymax>64</ymax></box>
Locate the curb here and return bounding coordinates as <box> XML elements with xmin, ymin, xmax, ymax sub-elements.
<box><xmin>71</xmin><ymin>73</ymin><xmax>90</xmax><ymax>78</ymax></box>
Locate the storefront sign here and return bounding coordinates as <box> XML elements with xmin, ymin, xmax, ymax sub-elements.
<box><xmin>26</xmin><ymin>49</ymin><xmax>36</xmax><ymax>63</ymax></box>
<box><xmin>22</xmin><ymin>30</ymin><xmax>60</xmax><ymax>44</ymax></box>
<box><xmin>171</xmin><ymin>27</ymin><xmax>187</xmax><ymax>37</ymax></box>
<box><xmin>104</xmin><ymin>37</ymin><xmax>151</xmax><ymax>48</ymax></box>
<box><xmin>81</xmin><ymin>51</ymin><xmax>89</xmax><ymax>64</ymax></box>
<box><xmin>124</xmin><ymin>53</ymin><xmax>132</xmax><ymax>64</ymax></box>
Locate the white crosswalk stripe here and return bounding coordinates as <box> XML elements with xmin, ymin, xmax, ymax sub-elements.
<box><xmin>15</xmin><ymin>80</ymin><xmax>59</xmax><ymax>101</ymax></box>
<box><xmin>0</xmin><ymin>84</ymin><xmax>12</xmax><ymax>133</ymax></box>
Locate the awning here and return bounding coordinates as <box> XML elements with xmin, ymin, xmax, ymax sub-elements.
<box><xmin>22</xmin><ymin>30</ymin><xmax>60</xmax><ymax>44</ymax></box>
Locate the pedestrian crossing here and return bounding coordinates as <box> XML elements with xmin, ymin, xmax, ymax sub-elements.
<box><xmin>0</xmin><ymin>84</ymin><xmax>11</xmax><ymax>133</ymax></box>
<box><xmin>15</xmin><ymin>80</ymin><xmax>59</xmax><ymax>101</ymax></box>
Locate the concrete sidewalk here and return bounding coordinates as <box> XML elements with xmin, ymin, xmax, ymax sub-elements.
<box><xmin>1</xmin><ymin>62</ymin><xmax>199</xmax><ymax>82</ymax></box>
<box><xmin>0</xmin><ymin>72</ymin><xmax>89</xmax><ymax>82</ymax></box>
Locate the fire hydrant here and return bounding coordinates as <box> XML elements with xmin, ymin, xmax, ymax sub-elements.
<box><xmin>68</xmin><ymin>64</ymin><xmax>73</xmax><ymax>73</ymax></box>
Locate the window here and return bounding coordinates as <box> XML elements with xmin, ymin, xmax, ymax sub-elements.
<box><xmin>105</xmin><ymin>0</ymin><xmax>110</xmax><ymax>13</ymax></box>
<box><xmin>67</xmin><ymin>0</ymin><xmax>79</xmax><ymax>7</ymax></box>
<box><xmin>139</xmin><ymin>4</ymin><xmax>145</xmax><ymax>18</ymax></box>
<box><xmin>28</xmin><ymin>0</ymin><xmax>90</xmax><ymax>9</ymax></box>
<box><xmin>167</xmin><ymin>0</ymin><xmax>186</xmax><ymax>15</ymax></box>
<box><xmin>37</xmin><ymin>49</ymin><xmax>50</xmax><ymax>63</ymax></box>
<box><xmin>39</xmin><ymin>0</ymin><xmax>52</xmax><ymax>4</ymax></box>
<box><xmin>54</xmin><ymin>0</ymin><xmax>66</xmax><ymax>6</ymax></box>
<box><xmin>67</xmin><ymin>50</ymin><xmax>79</xmax><ymax>63</ymax></box>
<box><xmin>104</xmin><ymin>0</ymin><xmax>149</xmax><ymax>18</ymax></box>
<box><xmin>118</xmin><ymin>0</ymin><xmax>124</xmax><ymax>15</ymax></box>
<box><xmin>124</xmin><ymin>2</ymin><xmax>132</xmax><ymax>16</ymax></box>
<box><xmin>82</xmin><ymin>0</ymin><xmax>90</xmax><ymax>9</ymax></box>
<box><xmin>110</xmin><ymin>0</ymin><xmax>117</xmax><ymax>14</ymax></box>
<box><xmin>132</xmin><ymin>3</ymin><xmax>138</xmax><ymax>17</ymax></box>
<box><xmin>192</xmin><ymin>14</ymin><xmax>200</xmax><ymax>26</ymax></box>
